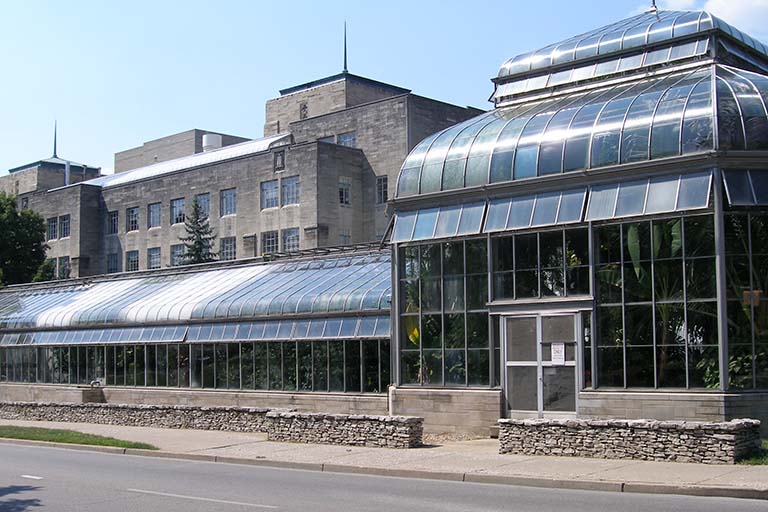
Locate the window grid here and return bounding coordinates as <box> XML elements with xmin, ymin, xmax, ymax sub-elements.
<box><xmin>107</xmin><ymin>253</ymin><xmax>119</xmax><ymax>274</ymax></box>
<box><xmin>376</xmin><ymin>176</ymin><xmax>388</xmax><ymax>205</ymax></box>
<box><xmin>261</xmin><ymin>231</ymin><xmax>279</xmax><ymax>254</ymax></box>
<box><xmin>47</xmin><ymin>218</ymin><xmax>58</xmax><ymax>241</ymax></box>
<box><xmin>195</xmin><ymin>193</ymin><xmax>210</xmax><ymax>218</ymax></box>
<box><xmin>170</xmin><ymin>199</ymin><xmax>185</xmax><ymax>225</ymax></box>
<box><xmin>220</xmin><ymin>237</ymin><xmax>237</xmax><ymax>261</ymax></box>
<box><xmin>147</xmin><ymin>247</ymin><xmax>161</xmax><ymax>269</ymax></box>
<box><xmin>339</xmin><ymin>178</ymin><xmax>351</xmax><ymax>206</ymax></box>
<box><xmin>125</xmin><ymin>250</ymin><xmax>139</xmax><ymax>272</ymax></box>
<box><xmin>148</xmin><ymin>203</ymin><xmax>161</xmax><ymax>228</ymax></box>
<box><xmin>107</xmin><ymin>212</ymin><xmax>118</xmax><ymax>235</ymax></box>
<box><xmin>59</xmin><ymin>215</ymin><xmax>70</xmax><ymax>238</ymax></box>
<box><xmin>126</xmin><ymin>207</ymin><xmax>139</xmax><ymax>232</ymax></box>
<box><xmin>281</xmin><ymin>176</ymin><xmax>300</xmax><ymax>206</ymax></box>
<box><xmin>260</xmin><ymin>180</ymin><xmax>279</xmax><ymax>209</ymax></box>
<box><xmin>170</xmin><ymin>244</ymin><xmax>185</xmax><ymax>266</ymax></box>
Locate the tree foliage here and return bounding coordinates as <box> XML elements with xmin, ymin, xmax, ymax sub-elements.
<box><xmin>180</xmin><ymin>196</ymin><xmax>217</xmax><ymax>264</ymax></box>
<box><xmin>0</xmin><ymin>192</ymin><xmax>47</xmax><ymax>285</ymax></box>
<box><xmin>33</xmin><ymin>258</ymin><xmax>56</xmax><ymax>282</ymax></box>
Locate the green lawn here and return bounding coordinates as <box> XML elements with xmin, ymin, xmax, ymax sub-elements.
<box><xmin>740</xmin><ymin>440</ymin><xmax>768</xmax><ymax>465</ymax></box>
<box><xmin>0</xmin><ymin>425</ymin><xmax>157</xmax><ymax>450</ymax></box>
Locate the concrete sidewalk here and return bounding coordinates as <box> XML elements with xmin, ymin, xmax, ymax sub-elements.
<box><xmin>1</xmin><ymin>419</ymin><xmax>766</xmax><ymax>500</ymax></box>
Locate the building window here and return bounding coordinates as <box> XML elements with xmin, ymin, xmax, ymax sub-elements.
<box><xmin>281</xmin><ymin>176</ymin><xmax>300</xmax><ymax>206</ymax></box>
<box><xmin>107</xmin><ymin>211</ymin><xmax>119</xmax><ymax>235</ymax></box>
<box><xmin>282</xmin><ymin>228</ymin><xmax>299</xmax><ymax>252</ymax></box>
<box><xmin>57</xmin><ymin>257</ymin><xmax>70</xmax><ymax>280</ymax></box>
<box><xmin>260</xmin><ymin>180</ymin><xmax>279</xmax><ymax>209</ymax></box>
<box><xmin>274</xmin><ymin>151</ymin><xmax>285</xmax><ymax>171</ymax></box>
<box><xmin>261</xmin><ymin>231</ymin><xmax>279</xmax><ymax>255</ymax></box>
<box><xmin>46</xmin><ymin>218</ymin><xmax>58</xmax><ymax>240</ymax></box>
<box><xmin>195</xmin><ymin>193</ymin><xmax>210</xmax><ymax>218</ymax></box>
<box><xmin>339</xmin><ymin>229</ymin><xmax>351</xmax><ymax>246</ymax></box>
<box><xmin>220</xmin><ymin>189</ymin><xmax>236</xmax><ymax>216</ymax></box>
<box><xmin>126</xmin><ymin>207</ymin><xmax>139</xmax><ymax>232</ymax></box>
<box><xmin>20</xmin><ymin>197</ymin><xmax>28</xmax><ymax>210</ymax></box>
<box><xmin>148</xmin><ymin>203</ymin><xmax>161</xmax><ymax>228</ymax></box>
<box><xmin>59</xmin><ymin>215</ymin><xmax>70</xmax><ymax>238</ymax></box>
<box><xmin>125</xmin><ymin>250</ymin><xmax>139</xmax><ymax>272</ymax></box>
<box><xmin>338</xmin><ymin>177</ymin><xmax>351</xmax><ymax>206</ymax></box>
<box><xmin>107</xmin><ymin>253</ymin><xmax>119</xmax><ymax>274</ymax></box>
<box><xmin>299</xmin><ymin>102</ymin><xmax>308</xmax><ymax>120</ymax></box>
<box><xmin>318</xmin><ymin>136</ymin><xmax>334</xmax><ymax>144</ymax></box>
<box><xmin>376</xmin><ymin>176</ymin><xmax>388</xmax><ymax>205</ymax></box>
<box><xmin>337</xmin><ymin>131</ymin><xmax>357</xmax><ymax>148</ymax></box>
<box><xmin>170</xmin><ymin>244</ymin><xmax>185</xmax><ymax>266</ymax></box>
<box><xmin>147</xmin><ymin>247</ymin><xmax>161</xmax><ymax>269</ymax></box>
<box><xmin>170</xmin><ymin>198</ymin><xmax>185</xmax><ymax>225</ymax></box>
<box><xmin>220</xmin><ymin>237</ymin><xmax>236</xmax><ymax>260</ymax></box>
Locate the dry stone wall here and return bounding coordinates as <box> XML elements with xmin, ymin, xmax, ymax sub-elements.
<box><xmin>498</xmin><ymin>418</ymin><xmax>762</xmax><ymax>464</ymax></box>
<box><xmin>267</xmin><ymin>411</ymin><xmax>423</xmax><ymax>448</ymax></box>
<box><xmin>0</xmin><ymin>401</ymin><xmax>424</xmax><ymax>448</ymax></box>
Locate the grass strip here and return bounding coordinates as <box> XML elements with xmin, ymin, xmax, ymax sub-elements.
<box><xmin>0</xmin><ymin>425</ymin><xmax>158</xmax><ymax>450</ymax></box>
<box><xmin>740</xmin><ymin>440</ymin><xmax>768</xmax><ymax>465</ymax></box>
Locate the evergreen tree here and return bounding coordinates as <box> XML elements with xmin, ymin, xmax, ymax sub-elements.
<box><xmin>32</xmin><ymin>258</ymin><xmax>56</xmax><ymax>282</ymax></box>
<box><xmin>0</xmin><ymin>192</ymin><xmax>47</xmax><ymax>285</ymax></box>
<box><xmin>180</xmin><ymin>196</ymin><xmax>217</xmax><ymax>264</ymax></box>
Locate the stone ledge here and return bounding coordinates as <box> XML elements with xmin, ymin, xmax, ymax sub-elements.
<box><xmin>498</xmin><ymin>418</ymin><xmax>762</xmax><ymax>464</ymax></box>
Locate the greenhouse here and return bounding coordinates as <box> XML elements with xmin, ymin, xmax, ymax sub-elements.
<box><xmin>391</xmin><ymin>9</ymin><xmax>768</xmax><ymax>425</ymax></box>
<box><xmin>0</xmin><ymin>250</ymin><xmax>392</xmax><ymax>394</ymax></box>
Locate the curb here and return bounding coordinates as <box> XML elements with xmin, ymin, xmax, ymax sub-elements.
<box><xmin>0</xmin><ymin>438</ymin><xmax>766</xmax><ymax>501</ymax></box>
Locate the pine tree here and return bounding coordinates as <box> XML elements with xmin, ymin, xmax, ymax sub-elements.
<box><xmin>180</xmin><ymin>196</ymin><xmax>217</xmax><ymax>264</ymax></box>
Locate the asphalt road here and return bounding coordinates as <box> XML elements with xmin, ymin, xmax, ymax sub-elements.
<box><xmin>0</xmin><ymin>444</ymin><xmax>765</xmax><ymax>512</ymax></box>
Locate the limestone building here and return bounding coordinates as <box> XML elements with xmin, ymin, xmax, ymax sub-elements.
<box><xmin>9</xmin><ymin>72</ymin><xmax>480</xmax><ymax>278</ymax></box>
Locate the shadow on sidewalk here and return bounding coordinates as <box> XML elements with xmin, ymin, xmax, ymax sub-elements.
<box><xmin>0</xmin><ymin>485</ymin><xmax>42</xmax><ymax>512</ymax></box>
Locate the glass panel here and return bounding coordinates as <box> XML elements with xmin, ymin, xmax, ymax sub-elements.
<box><xmin>614</xmin><ymin>180</ymin><xmax>648</xmax><ymax>217</ymax></box>
<box><xmin>645</xmin><ymin>175</ymin><xmax>679</xmax><ymax>214</ymax></box>
<box><xmin>556</xmin><ymin>189</ymin><xmax>586</xmax><ymax>223</ymax></box>
<box><xmin>506</xmin><ymin>317</ymin><xmax>536</xmax><ymax>362</ymax></box>
<box><xmin>586</xmin><ymin>184</ymin><xmax>617</xmax><ymax>220</ymax></box>
<box><xmin>677</xmin><ymin>171</ymin><xmax>711</xmax><ymax>210</ymax></box>
<box><xmin>542</xmin><ymin>366</ymin><xmax>575</xmax><ymax>412</ymax></box>
<box><xmin>339</xmin><ymin>318</ymin><xmax>358</xmax><ymax>337</ymax></box>
<box><xmin>542</xmin><ymin>315</ymin><xmax>574</xmax><ymax>342</ymax></box>
<box><xmin>357</xmin><ymin>317</ymin><xmax>376</xmax><ymax>337</ymax></box>
<box><xmin>276</xmin><ymin>321</ymin><xmax>293</xmax><ymax>339</ymax></box>
<box><xmin>531</xmin><ymin>192</ymin><xmax>560</xmax><ymax>226</ymax></box>
<box><xmin>434</xmin><ymin>206</ymin><xmax>461</xmax><ymax>239</ymax></box>
<box><xmin>456</xmin><ymin>202</ymin><xmax>485</xmax><ymax>235</ymax></box>
<box><xmin>485</xmin><ymin>199</ymin><xmax>510</xmax><ymax>232</ymax></box>
<box><xmin>507</xmin><ymin>366</ymin><xmax>538</xmax><ymax>411</ymax></box>
<box><xmin>723</xmin><ymin>170</ymin><xmax>755</xmax><ymax>205</ymax></box>
<box><xmin>750</xmin><ymin>171</ymin><xmax>768</xmax><ymax>205</ymax></box>
<box><xmin>507</xmin><ymin>195</ymin><xmax>535</xmax><ymax>229</ymax></box>
<box><xmin>392</xmin><ymin>211</ymin><xmax>417</xmax><ymax>243</ymax></box>
<box><xmin>412</xmin><ymin>208</ymin><xmax>439</xmax><ymax>241</ymax></box>
<box><xmin>313</xmin><ymin>341</ymin><xmax>328</xmax><ymax>391</ymax></box>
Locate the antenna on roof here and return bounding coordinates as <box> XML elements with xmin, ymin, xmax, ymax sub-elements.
<box><xmin>343</xmin><ymin>21</ymin><xmax>348</xmax><ymax>73</ymax></box>
<box><xmin>52</xmin><ymin>120</ymin><xmax>58</xmax><ymax>158</ymax></box>
<box><xmin>649</xmin><ymin>0</ymin><xmax>658</xmax><ymax>13</ymax></box>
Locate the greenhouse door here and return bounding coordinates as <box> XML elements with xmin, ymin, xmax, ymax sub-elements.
<box><xmin>503</xmin><ymin>313</ymin><xmax>579</xmax><ymax>417</ymax></box>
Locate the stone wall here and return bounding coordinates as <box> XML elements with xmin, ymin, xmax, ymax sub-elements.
<box><xmin>0</xmin><ymin>401</ymin><xmax>424</xmax><ymax>448</ymax></box>
<box><xmin>0</xmin><ymin>401</ymin><xmax>279</xmax><ymax>432</ymax></box>
<box><xmin>498</xmin><ymin>418</ymin><xmax>762</xmax><ymax>464</ymax></box>
<box><xmin>266</xmin><ymin>411</ymin><xmax>423</xmax><ymax>448</ymax></box>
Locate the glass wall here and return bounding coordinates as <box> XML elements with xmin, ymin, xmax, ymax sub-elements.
<box><xmin>724</xmin><ymin>212</ymin><xmax>768</xmax><ymax>389</ymax></box>
<box><xmin>399</xmin><ymin>239</ymin><xmax>492</xmax><ymax>386</ymax></box>
<box><xmin>492</xmin><ymin>228</ymin><xmax>590</xmax><ymax>299</ymax></box>
<box><xmin>0</xmin><ymin>340</ymin><xmax>390</xmax><ymax>394</ymax></box>
<box><xmin>594</xmin><ymin>214</ymin><xmax>719</xmax><ymax>389</ymax></box>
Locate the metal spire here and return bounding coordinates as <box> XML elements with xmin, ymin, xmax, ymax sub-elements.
<box><xmin>343</xmin><ymin>21</ymin><xmax>348</xmax><ymax>73</ymax></box>
<box><xmin>53</xmin><ymin>120</ymin><xmax>58</xmax><ymax>158</ymax></box>
<box><xmin>649</xmin><ymin>0</ymin><xmax>658</xmax><ymax>13</ymax></box>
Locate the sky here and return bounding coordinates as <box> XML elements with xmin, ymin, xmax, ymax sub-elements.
<box><xmin>0</xmin><ymin>0</ymin><xmax>766</xmax><ymax>175</ymax></box>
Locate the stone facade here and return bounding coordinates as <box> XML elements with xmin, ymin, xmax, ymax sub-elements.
<box><xmin>266</xmin><ymin>411</ymin><xmax>423</xmax><ymax>448</ymax></box>
<box><xmin>498</xmin><ymin>418</ymin><xmax>762</xmax><ymax>465</ymax></box>
<box><xmin>114</xmin><ymin>129</ymin><xmax>250</xmax><ymax>173</ymax></box>
<box><xmin>389</xmin><ymin>387</ymin><xmax>503</xmax><ymax>437</ymax></box>
<box><xmin>13</xmin><ymin>73</ymin><xmax>480</xmax><ymax>278</ymax></box>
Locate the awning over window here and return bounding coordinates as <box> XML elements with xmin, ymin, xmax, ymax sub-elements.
<box><xmin>484</xmin><ymin>188</ymin><xmax>586</xmax><ymax>233</ymax></box>
<box><xmin>391</xmin><ymin>202</ymin><xmax>485</xmax><ymax>243</ymax></box>
<box><xmin>722</xmin><ymin>169</ymin><xmax>768</xmax><ymax>206</ymax></box>
<box><xmin>586</xmin><ymin>170</ymin><xmax>712</xmax><ymax>221</ymax></box>
<box><xmin>0</xmin><ymin>315</ymin><xmax>390</xmax><ymax>346</ymax></box>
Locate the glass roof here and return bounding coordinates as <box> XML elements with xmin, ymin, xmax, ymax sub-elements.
<box><xmin>0</xmin><ymin>315</ymin><xmax>390</xmax><ymax>346</ymax></box>
<box><xmin>396</xmin><ymin>65</ymin><xmax>768</xmax><ymax>199</ymax></box>
<box><xmin>497</xmin><ymin>10</ymin><xmax>767</xmax><ymax>81</ymax></box>
<box><xmin>0</xmin><ymin>251</ymin><xmax>391</xmax><ymax>330</ymax></box>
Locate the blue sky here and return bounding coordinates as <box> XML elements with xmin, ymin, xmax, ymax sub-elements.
<box><xmin>0</xmin><ymin>0</ymin><xmax>766</xmax><ymax>175</ymax></box>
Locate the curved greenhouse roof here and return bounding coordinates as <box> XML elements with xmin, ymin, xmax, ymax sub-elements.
<box><xmin>395</xmin><ymin>65</ymin><xmax>768</xmax><ymax>199</ymax></box>
<box><xmin>0</xmin><ymin>250</ymin><xmax>391</xmax><ymax>330</ymax></box>
<box><xmin>497</xmin><ymin>10</ymin><xmax>767</xmax><ymax>81</ymax></box>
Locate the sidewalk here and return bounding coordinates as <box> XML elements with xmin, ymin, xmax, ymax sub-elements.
<box><xmin>1</xmin><ymin>419</ymin><xmax>766</xmax><ymax>500</ymax></box>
